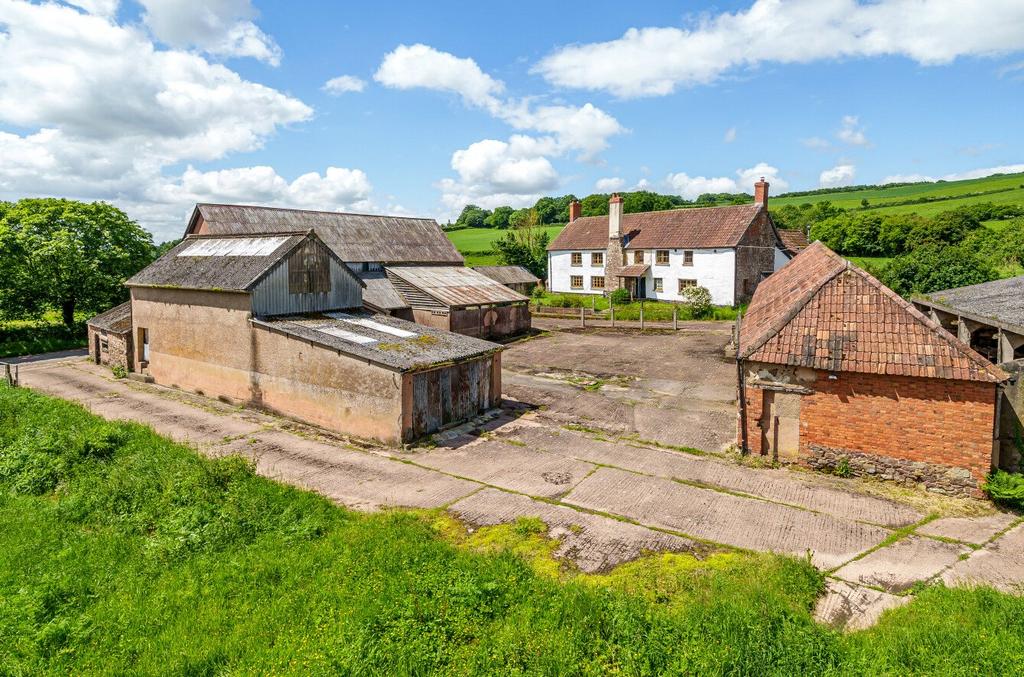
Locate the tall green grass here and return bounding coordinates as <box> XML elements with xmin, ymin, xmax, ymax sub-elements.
<box><xmin>2</xmin><ymin>383</ymin><xmax>1023</xmax><ymax>674</ymax></box>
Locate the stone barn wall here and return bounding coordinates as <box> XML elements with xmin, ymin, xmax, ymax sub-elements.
<box><xmin>87</xmin><ymin>325</ymin><xmax>132</xmax><ymax>372</ymax></box>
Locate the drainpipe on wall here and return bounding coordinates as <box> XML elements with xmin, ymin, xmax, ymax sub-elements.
<box><xmin>736</xmin><ymin>311</ymin><xmax>750</xmax><ymax>455</ymax></box>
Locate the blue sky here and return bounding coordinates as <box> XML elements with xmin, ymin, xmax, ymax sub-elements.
<box><xmin>0</xmin><ymin>0</ymin><xmax>1022</xmax><ymax>240</ymax></box>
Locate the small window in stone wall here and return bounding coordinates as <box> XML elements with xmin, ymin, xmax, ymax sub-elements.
<box><xmin>289</xmin><ymin>240</ymin><xmax>331</xmax><ymax>294</ymax></box>
<box><xmin>100</xmin><ymin>337</ymin><xmax>109</xmax><ymax>352</ymax></box>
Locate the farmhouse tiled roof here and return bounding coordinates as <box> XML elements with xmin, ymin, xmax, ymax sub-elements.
<box><xmin>920</xmin><ymin>275</ymin><xmax>1024</xmax><ymax>331</ymax></box>
<box><xmin>777</xmin><ymin>229</ymin><xmax>809</xmax><ymax>254</ymax></box>
<box><xmin>186</xmin><ymin>203</ymin><xmax>464</xmax><ymax>265</ymax></box>
<box><xmin>548</xmin><ymin>203</ymin><xmax>763</xmax><ymax>251</ymax></box>
<box><xmin>739</xmin><ymin>242</ymin><xmax>1006</xmax><ymax>383</ymax></box>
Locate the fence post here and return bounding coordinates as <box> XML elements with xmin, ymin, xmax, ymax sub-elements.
<box><xmin>640</xmin><ymin>303</ymin><xmax>645</xmax><ymax>331</ymax></box>
<box><xmin>610</xmin><ymin>304</ymin><xmax>615</xmax><ymax>327</ymax></box>
<box><xmin>581</xmin><ymin>305</ymin><xmax>586</xmax><ymax>328</ymax></box>
<box><xmin>591</xmin><ymin>296</ymin><xmax>596</xmax><ymax>312</ymax></box>
<box><xmin>673</xmin><ymin>306</ymin><xmax>678</xmax><ymax>331</ymax></box>
<box><xmin>4</xmin><ymin>364</ymin><xmax>9</xmax><ymax>387</ymax></box>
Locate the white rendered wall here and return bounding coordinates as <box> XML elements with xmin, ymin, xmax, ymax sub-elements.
<box><xmin>641</xmin><ymin>248</ymin><xmax>736</xmax><ymax>306</ymax></box>
<box><xmin>774</xmin><ymin>247</ymin><xmax>792</xmax><ymax>271</ymax></box>
<box><xmin>548</xmin><ymin>250</ymin><xmax>608</xmax><ymax>295</ymax></box>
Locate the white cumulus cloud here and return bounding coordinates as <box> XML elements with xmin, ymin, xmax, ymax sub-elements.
<box><xmin>595</xmin><ymin>177</ymin><xmax>625</xmax><ymax>192</ymax></box>
<box><xmin>837</xmin><ymin>115</ymin><xmax>870</xmax><ymax>146</ymax></box>
<box><xmin>437</xmin><ymin>136</ymin><xmax>561</xmax><ymax>213</ymax></box>
<box><xmin>881</xmin><ymin>164</ymin><xmax>1024</xmax><ymax>184</ymax></box>
<box><xmin>533</xmin><ymin>0</ymin><xmax>1024</xmax><ymax>98</ymax></box>
<box><xmin>322</xmin><ymin>75</ymin><xmax>366</xmax><ymax>94</ymax></box>
<box><xmin>138</xmin><ymin>0</ymin><xmax>282</xmax><ymax>64</ymax></box>
<box><xmin>375</xmin><ymin>43</ymin><xmax>504</xmax><ymax>107</ymax></box>
<box><xmin>819</xmin><ymin>163</ymin><xmax>856</xmax><ymax>187</ymax></box>
<box><xmin>666</xmin><ymin>163</ymin><xmax>788</xmax><ymax>199</ymax></box>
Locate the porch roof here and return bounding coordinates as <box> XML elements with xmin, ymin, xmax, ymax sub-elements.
<box><xmin>617</xmin><ymin>264</ymin><xmax>650</xmax><ymax>277</ymax></box>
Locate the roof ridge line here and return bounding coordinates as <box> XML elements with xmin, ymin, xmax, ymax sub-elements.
<box><xmin>197</xmin><ymin>202</ymin><xmax>435</xmax><ymax>223</ymax></box>
<box><xmin>739</xmin><ymin>245</ymin><xmax>847</xmax><ymax>359</ymax></box>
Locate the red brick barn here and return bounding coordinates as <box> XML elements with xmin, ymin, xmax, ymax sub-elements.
<box><xmin>737</xmin><ymin>242</ymin><xmax>1007</xmax><ymax>497</ymax></box>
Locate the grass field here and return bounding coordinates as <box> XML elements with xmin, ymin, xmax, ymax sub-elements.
<box><xmin>4</xmin><ymin>383</ymin><xmax>1024</xmax><ymax>674</ymax></box>
<box><xmin>446</xmin><ymin>225</ymin><xmax>565</xmax><ymax>267</ymax></box>
<box><xmin>772</xmin><ymin>172</ymin><xmax>1024</xmax><ymax>217</ymax></box>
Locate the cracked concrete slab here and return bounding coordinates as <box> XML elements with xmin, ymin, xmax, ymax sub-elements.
<box><xmin>941</xmin><ymin>523</ymin><xmax>1024</xmax><ymax>593</ymax></box>
<box><xmin>814</xmin><ymin>579</ymin><xmax>912</xmax><ymax>631</ymax></box>
<box><xmin>563</xmin><ymin>467</ymin><xmax>891</xmax><ymax>568</ymax></box>
<box><xmin>504</xmin><ymin>425</ymin><xmax>921</xmax><ymax>528</ymax></box>
<box><xmin>450</xmin><ymin>488</ymin><xmax>702</xmax><ymax>573</ymax></box>
<box><xmin>407</xmin><ymin>438</ymin><xmax>595</xmax><ymax>499</ymax></box>
<box><xmin>834</xmin><ymin>536</ymin><xmax>971</xmax><ymax>592</ymax></box>
<box><xmin>916</xmin><ymin>513</ymin><xmax>1018</xmax><ymax>545</ymax></box>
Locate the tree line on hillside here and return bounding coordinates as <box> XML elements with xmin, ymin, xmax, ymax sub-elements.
<box><xmin>0</xmin><ymin>199</ymin><xmax>166</xmax><ymax>329</ymax></box>
<box><xmin>450</xmin><ymin>190</ymin><xmax>751</xmax><ymax>229</ymax></box>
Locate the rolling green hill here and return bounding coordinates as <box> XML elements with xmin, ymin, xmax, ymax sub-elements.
<box><xmin>447</xmin><ymin>225</ymin><xmax>565</xmax><ymax>266</ymax></box>
<box><xmin>771</xmin><ymin>172</ymin><xmax>1024</xmax><ymax>217</ymax></box>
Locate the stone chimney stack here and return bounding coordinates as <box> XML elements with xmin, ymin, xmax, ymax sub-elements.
<box><xmin>568</xmin><ymin>199</ymin><xmax>581</xmax><ymax>223</ymax></box>
<box><xmin>606</xmin><ymin>194</ymin><xmax>625</xmax><ymax>291</ymax></box>
<box><xmin>754</xmin><ymin>177</ymin><xmax>769</xmax><ymax>209</ymax></box>
<box><xmin>608</xmin><ymin>193</ymin><xmax>623</xmax><ymax>238</ymax></box>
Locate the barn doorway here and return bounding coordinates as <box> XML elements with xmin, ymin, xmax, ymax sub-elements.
<box><xmin>760</xmin><ymin>390</ymin><xmax>801</xmax><ymax>462</ymax></box>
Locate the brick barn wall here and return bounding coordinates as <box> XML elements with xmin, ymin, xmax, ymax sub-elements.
<box><xmin>741</xmin><ymin>367</ymin><xmax>997</xmax><ymax>496</ymax></box>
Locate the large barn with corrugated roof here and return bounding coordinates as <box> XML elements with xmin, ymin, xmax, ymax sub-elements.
<box><xmin>547</xmin><ymin>179</ymin><xmax>791</xmax><ymax>305</ymax></box>
<box><xmin>737</xmin><ymin>241</ymin><xmax>1007</xmax><ymax>497</ymax></box>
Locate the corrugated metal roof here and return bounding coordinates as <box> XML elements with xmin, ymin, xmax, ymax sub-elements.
<box><xmin>357</xmin><ymin>270</ymin><xmax>410</xmax><ymax>311</ymax></box>
<box><xmin>189</xmin><ymin>203</ymin><xmax>463</xmax><ymax>265</ymax></box>
<box><xmin>385</xmin><ymin>266</ymin><xmax>529</xmax><ymax>308</ymax></box>
<box><xmin>549</xmin><ymin>204</ymin><xmax>763</xmax><ymax>251</ymax></box>
<box><xmin>126</xmin><ymin>232</ymin><xmax>307</xmax><ymax>292</ymax></box>
<box><xmin>87</xmin><ymin>301</ymin><xmax>132</xmax><ymax>333</ymax></box>
<box><xmin>472</xmin><ymin>265</ymin><xmax>540</xmax><ymax>285</ymax></box>
<box><xmin>739</xmin><ymin>242</ymin><xmax>1007</xmax><ymax>383</ymax></box>
<box><xmin>253</xmin><ymin>312</ymin><xmax>500</xmax><ymax>372</ymax></box>
<box><xmin>178</xmin><ymin>236</ymin><xmax>290</xmax><ymax>257</ymax></box>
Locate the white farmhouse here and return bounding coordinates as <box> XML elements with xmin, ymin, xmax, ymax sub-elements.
<box><xmin>547</xmin><ymin>179</ymin><xmax>804</xmax><ymax>306</ymax></box>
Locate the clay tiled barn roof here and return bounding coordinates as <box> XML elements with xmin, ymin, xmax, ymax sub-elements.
<box><xmin>548</xmin><ymin>203</ymin><xmax>763</xmax><ymax>251</ymax></box>
<box><xmin>777</xmin><ymin>229</ymin><xmax>809</xmax><ymax>254</ymax></box>
<box><xmin>186</xmin><ymin>203</ymin><xmax>464</xmax><ymax>265</ymax></box>
<box><xmin>739</xmin><ymin>242</ymin><xmax>1006</xmax><ymax>383</ymax></box>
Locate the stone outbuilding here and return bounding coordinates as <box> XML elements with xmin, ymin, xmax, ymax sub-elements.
<box><xmin>385</xmin><ymin>266</ymin><xmax>531</xmax><ymax>339</ymax></box>
<box><xmin>737</xmin><ymin>242</ymin><xmax>1008</xmax><ymax>497</ymax></box>
<box><xmin>472</xmin><ymin>265</ymin><xmax>541</xmax><ymax>295</ymax></box>
<box><xmin>117</xmin><ymin>230</ymin><xmax>502</xmax><ymax>444</ymax></box>
<box><xmin>87</xmin><ymin>301</ymin><xmax>133</xmax><ymax>371</ymax></box>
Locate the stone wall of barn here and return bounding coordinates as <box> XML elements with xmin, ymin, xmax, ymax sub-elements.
<box><xmin>733</xmin><ymin>209</ymin><xmax>778</xmax><ymax>304</ymax></box>
<box><xmin>740</xmin><ymin>363</ymin><xmax>997</xmax><ymax>496</ymax></box>
<box><xmin>87</xmin><ymin>326</ymin><xmax>133</xmax><ymax>372</ymax></box>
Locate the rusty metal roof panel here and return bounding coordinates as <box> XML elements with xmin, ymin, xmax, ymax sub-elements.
<box><xmin>472</xmin><ymin>265</ymin><xmax>540</xmax><ymax>285</ymax></box>
<box><xmin>191</xmin><ymin>203</ymin><xmax>464</xmax><ymax>265</ymax></box>
<box><xmin>384</xmin><ymin>266</ymin><xmax>529</xmax><ymax>308</ymax></box>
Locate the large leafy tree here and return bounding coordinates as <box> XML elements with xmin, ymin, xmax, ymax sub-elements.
<box><xmin>491</xmin><ymin>209</ymin><xmax>550</xmax><ymax>279</ymax></box>
<box><xmin>878</xmin><ymin>244</ymin><xmax>998</xmax><ymax>297</ymax></box>
<box><xmin>0</xmin><ymin>199</ymin><xmax>154</xmax><ymax>327</ymax></box>
<box><xmin>454</xmin><ymin>204</ymin><xmax>490</xmax><ymax>229</ymax></box>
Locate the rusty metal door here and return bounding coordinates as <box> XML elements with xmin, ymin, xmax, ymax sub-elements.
<box><xmin>760</xmin><ymin>390</ymin><xmax>801</xmax><ymax>461</ymax></box>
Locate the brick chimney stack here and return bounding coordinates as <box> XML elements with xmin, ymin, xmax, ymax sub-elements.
<box><xmin>754</xmin><ymin>177</ymin><xmax>769</xmax><ymax>209</ymax></box>
<box><xmin>608</xmin><ymin>193</ymin><xmax>623</xmax><ymax>238</ymax></box>
<box><xmin>568</xmin><ymin>199</ymin><xmax>581</xmax><ymax>223</ymax></box>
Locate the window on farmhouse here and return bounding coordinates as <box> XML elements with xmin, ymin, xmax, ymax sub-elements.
<box><xmin>571</xmin><ymin>252</ymin><xmax>583</xmax><ymax>266</ymax></box>
<box><xmin>653</xmin><ymin>278</ymin><xmax>663</xmax><ymax>292</ymax></box>
<box><xmin>591</xmin><ymin>252</ymin><xmax>604</xmax><ymax>266</ymax></box>
<box><xmin>570</xmin><ymin>275</ymin><xmax>584</xmax><ymax>289</ymax></box>
<box><xmin>656</xmin><ymin>250</ymin><xmax>669</xmax><ymax>265</ymax></box>
<box><xmin>683</xmin><ymin>250</ymin><xmax>694</xmax><ymax>266</ymax></box>
<box><xmin>289</xmin><ymin>240</ymin><xmax>331</xmax><ymax>294</ymax></box>
<box><xmin>678</xmin><ymin>279</ymin><xmax>697</xmax><ymax>293</ymax></box>
<box><xmin>591</xmin><ymin>275</ymin><xmax>605</xmax><ymax>289</ymax></box>
<box><xmin>633</xmin><ymin>250</ymin><xmax>644</xmax><ymax>264</ymax></box>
